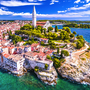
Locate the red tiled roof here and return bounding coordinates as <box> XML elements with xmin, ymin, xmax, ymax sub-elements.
<box><xmin>8</xmin><ymin>47</ymin><xmax>14</xmax><ymax>49</ymax></box>
<box><xmin>40</xmin><ymin>38</ymin><xmax>48</xmax><ymax>41</ymax></box>
<box><xmin>37</xmin><ymin>22</ymin><xmax>46</xmax><ymax>24</ymax></box>
<box><xmin>31</xmin><ymin>43</ymin><xmax>39</xmax><ymax>47</ymax></box>
<box><xmin>3</xmin><ymin>53</ymin><xmax>9</xmax><ymax>58</ymax></box>
<box><xmin>36</xmin><ymin>22</ymin><xmax>46</xmax><ymax>26</ymax></box>
<box><xmin>36</xmin><ymin>24</ymin><xmax>45</xmax><ymax>26</ymax></box>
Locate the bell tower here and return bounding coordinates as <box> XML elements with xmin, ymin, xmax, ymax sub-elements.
<box><xmin>32</xmin><ymin>6</ymin><xmax>36</xmax><ymax>28</ymax></box>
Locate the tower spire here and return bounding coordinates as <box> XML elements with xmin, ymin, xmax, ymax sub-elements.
<box><xmin>32</xmin><ymin>5</ymin><xmax>36</xmax><ymax>28</ymax></box>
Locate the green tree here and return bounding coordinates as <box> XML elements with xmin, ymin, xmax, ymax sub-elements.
<box><xmin>64</xmin><ymin>40</ymin><xmax>70</xmax><ymax>43</ymax></box>
<box><xmin>20</xmin><ymin>24</ymin><xmax>32</xmax><ymax>31</ymax></box>
<box><xmin>60</xmin><ymin>31</ymin><xmax>70</xmax><ymax>40</ymax></box>
<box><xmin>45</xmin><ymin>64</ymin><xmax>48</xmax><ymax>70</ymax></box>
<box><xmin>9</xmin><ymin>33</ymin><xmax>12</xmax><ymax>39</ymax></box>
<box><xmin>46</xmin><ymin>55</ymin><xmax>51</xmax><ymax>60</ymax></box>
<box><xmin>71</xmin><ymin>43</ymin><xmax>76</xmax><ymax>48</ymax></box>
<box><xmin>73</xmin><ymin>31</ymin><xmax>77</xmax><ymax>35</ymax></box>
<box><xmin>61</xmin><ymin>50</ymin><xmax>69</xmax><ymax>57</ymax></box>
<box><xmin>50</xmin><ymin>44</ymin><xmax>56</xmax><ymax>49</ymax></box>
<box><xmin>53</xmin><ymin>33</ymin><xmax>58</xmax><ymax>40</ymax></box>
<box><xmin>76</xmin><ymin>35</ymin><xmax>84</xmax><ymax>39</ymax></box>
<box><xmin>60</xmin><ymin>33</ymin><xmax>64</xmax><ymax>40</ymax></box>
<box><xmin>37</xmin><ymin>25</ymin><xmax>42</xmax><ymax>31</ymax></box>
<box><xmin>41</xmin><ymin>27</ymin><xmax>43</xmax><ymax>33</ymax></box>
<box><xmin>48</xmin><ymin>26</ymin><xmax>53</xmax><ymax>32</ymax></box>
<box><xmin>63</xmin><ymin>27</ymin><xmax>71</xmax><ymax>33</ymax></box>
<box><xmin>44</xmin><ymin>28</ymin><xmax>46</xmax><ymax>34</ymax></box>
<box><xmin>64</xmin><ymin>33</ymin><xmax>70</xmax><ymax>40</ymax></box>
<box><xmin>34</xmin><ymin>66</ymin><xmax>39</xmax><ymax>72</ymax></box>
<box><xmin>7</xmin><ymin>30</ymin><xmax>9</xmax><ymax>34</ymax></box>
<box><xmin>53</xmin><ymin>58</ymin><xmax>61</xmax><ymax>68</ymax></box>
<box><xmin>70</xmin><ymin>33</ymin><xmax>74</xmax><ymax>38</ymax></box>
<box><xmin>57</xmin><ymin>47</ymin><xmax>59</xmax><ymax>54</ymax></box>
<box><xmin>88</xmin><ymin>47</ymin><xmax>90</xmax><ymax>51</ymax></box>
<box><xmin>10</xmin><ymin>30</ymin><xmax>12</xmax><ymax>34</ymax></box>
<box><xmin>65</xmin><ymin>27</ymin><xmax>71</xmax><ymax>33</ymax></box>
<box><xmin>3</xmin><ymin>33</ymin><xmax>5</xmax><ymax>39</ymax></box>
<box><xmin>12</xmin><ymin>35</ymin><xmax>22</xmax><ymax>44</ymax></box>
<box><xmin>41</xmin><ymin>41</ymin><xmax>44</xmax><ymax>45</ymax></box>
<box><xmin>76</xmin><ymin>40</ymin><xmax>83</xmax><ymax>49</ymax></box>
<box><xmin>31</xmin><ymin>37</ymin><xmax>34</xmax><ymax>43</ymax></box>
<box><xmin>55</xmin><ymin>25</ymin><xmax>58</xmax><ymax>32</ymax></box>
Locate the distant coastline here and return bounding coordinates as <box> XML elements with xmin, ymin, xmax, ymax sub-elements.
<box><xmin>51</xmin><ymin>24</ymin><xmax>63</xmax><ymax>25</ymax></box>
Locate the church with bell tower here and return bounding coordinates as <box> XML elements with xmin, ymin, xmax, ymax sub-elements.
<box><xmin>32</xmin><ymin>5</ymin><xmax>51</xmax><ymax>29</ymax></box>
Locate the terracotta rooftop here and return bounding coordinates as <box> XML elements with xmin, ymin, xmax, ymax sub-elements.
<box><xmin>31</xmin><ymin>43</ymin><xmax>40</xmax><ymax>47</ymax></box>
<box><xmin>8</xmin><ymin>54</ymin><xmax>24</xmax><ymax>62</ymax></box>
<box><xmin>24</xmin><ymin>51</ymin><xmax>53</xmax><ymax>64</ymax></box>
<box><xmin>3</xmin><ymin>53</ymin><xmax>9</xmax><ymax>58</ymax></box>
<box><xmin>40</xmin><ymin>38</ymin><xmax>48</xmax><ymax>40</ymax></box>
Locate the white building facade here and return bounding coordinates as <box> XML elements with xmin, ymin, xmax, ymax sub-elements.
<box><xmin>43</xmin><ymin>21</ymin><xmax>52</xmax><ymax>30</ymax></box>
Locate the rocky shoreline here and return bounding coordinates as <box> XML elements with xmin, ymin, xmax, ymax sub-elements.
<box><xmin>35</xmin><ymin>67</ymin><xmax>58</xmax><ymax>85</ymax></box>
<box><xmin>57</xmin><ymin>57</ymin><xmax>90</xmax><ymax>85</ymax></box>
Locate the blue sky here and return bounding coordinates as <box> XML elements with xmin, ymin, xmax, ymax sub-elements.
<box><xmin>0</xmin><ymin>0</ymin><xmax>90</xmax><ymax>20</ymax></box>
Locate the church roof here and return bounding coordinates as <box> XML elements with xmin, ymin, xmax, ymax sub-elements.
<box><xmin>36</xmin><ymin>22</ymin><xmax>46</xmax><ymax>26</ymax></box>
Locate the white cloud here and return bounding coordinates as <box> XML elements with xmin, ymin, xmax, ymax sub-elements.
<box><xmin>28</xmin><ymin>0</ymin><xmax>34</xmax><ymax>2</ymax></box>
<box><xmin>21</xmin><ymin>13</ymin><xmax>87</xmax><ymax>18</ymax></box>
<box><xmin>1</xmin><ymin>7</ymin><xmax>8</xmax><ymax>10</ymax></box>
<box><xmin>38</xmin><ymin>0</ymin><xmax>46</xmax><ymax>1</ymax></box>
<box><xmin>86</xmin><ymin>0</ymin><xmax>90</xmax><ymax>3</ymax></box>
<box><xmin>58</xmin><ymin>10</ymin><xmax>67</xmax><ymax>13</ymax></box>
<box><xmin>0</xmin><ymin>2</ymin><xmax>90</xmax><ymax>19</ymax></box>
<box><xmin>13</xmin><ymin>12</ymin><xmax>32</xmax><ymax>16</ymax></box>
<box><xmin>12</xmin><ymin>11</ymin><xmax>90</xmax><ymax>18</ymax></box>
<box><xmin>50</xmin><ymin>2</ymin><xmax>54</xmax><ymax>5</ymax></box>
<box><xmin>0</xmin><ymin>1</ymin><xmax>42</xmax><ymax>7</ymax></box>
<box><xmin>68</xmin><ymin>3</ymin><xmax>90</xmax><ymax>10</ymax></box>
<box><xmin>0</xmin><ymin>8</ymin><xmax>89</xmax><ymax>18</ymax></box>
<box><xmin>58</xmin><ymin>2</ymin><xmax>90</xmax><ymax>13</ymax></box>
<box><xmin>74</xmin><ymin>0</ymin><xmax>81</xmax><ymax>3</ymax></box>
<box><xmin>0</xmin><ymin>9</ymin><xmax>14</xmax><ymax>15</ymax></box>
<box><xmin>50</xmin><ymin>0</ymin><xmax>59</xmax><ymax>5</ymax></box>
<box><xmin>74</xmin><ymin>0</ymin><xmax>90</xmax><ymax>3</ymax></box>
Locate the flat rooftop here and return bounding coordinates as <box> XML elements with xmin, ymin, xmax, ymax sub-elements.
<box><xmin>24</xmin><ymin>52</ymin><xmax>53</xmax><ymax>65</ymax></box>
<box><xmin>8</xmin><ymin>54</ymin><xmax>24</xmax><ymax>62</ymax></box>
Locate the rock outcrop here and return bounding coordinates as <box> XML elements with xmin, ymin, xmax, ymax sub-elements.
<box><xmin>57</xmin><ymin>56</ymin><xmax>90</xmax><ymax>85</ymax></box>
<box><xmin>35</xmin><ymin>67</ymin><xmax>58</xmax><ymax>85</ymax></box>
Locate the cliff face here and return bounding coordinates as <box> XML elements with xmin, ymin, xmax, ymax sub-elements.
<box><xmin>57</xmin><ymin>56</ymin><xmax>90</xmax><ymax>85</ymax></box>
<box><xmin>35</xmin><ymin>67</ymin><xmax>58</xmax><ymax>85</ymax></box>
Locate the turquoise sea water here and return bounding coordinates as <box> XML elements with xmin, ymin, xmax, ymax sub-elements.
<box><xmin>0</xmin><ymin>69</ymin><xmax>90</xmax><ymax>90</ymax></box>
<box><xmin>0</xmin><ymin>25</ymin><xmax>90</xmax><ymax>90</ymax></box>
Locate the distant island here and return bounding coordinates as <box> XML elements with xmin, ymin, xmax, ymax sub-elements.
<box><xmin>63</xmin><ymin>23</ymin><xmax>90</xmax><ymax>28</ymax></box>
<box><xmin>38</xmin><ymin>20</ymin><xmax>90</xmax><ymax>25</ymax></box>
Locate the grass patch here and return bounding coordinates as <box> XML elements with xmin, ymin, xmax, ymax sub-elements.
<box><xmin>80</xmin><ymin>58</ymin><xmax>86</xmax><ymax>61</ymax></box>
<box><xmin>85</xmin><ymin>52</ymin><xmax>90</xmax><ymax>59</ymax></box>
<box><xmin>79</xmin><ymin>52</ymin><xmax>86</xmax><ymax>56</ymax></box>
<box><xmin>51</xmin><ymin>40</ymin><xmax>63</xmax><ymax>43</ymax></box>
